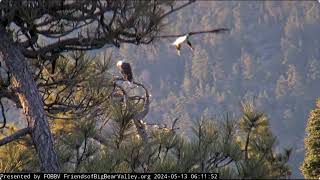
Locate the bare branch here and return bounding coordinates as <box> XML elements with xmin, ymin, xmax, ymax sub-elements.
<box><xmin>132</xmin><ymin>81</ymin><xmax>150</xmax><ymax>121</ymax></box>
<box><xmin>0</xmin><ymin>127</ymin><xmax>32</xmax><ymax>146</ymax></box>
<box><xmin>155</xmin><ymin>28</ymin><xmax>230</xmax><ymax>38</ymax></box>
<box><xmin>111</xmin><ymin>78</ymin><xmax>150</xmax><ymax>142</ymax></box>
<box><xmin>159</xmin><ymin>0</ymin><xmax>196</xmax><ymax>20</ymax></box>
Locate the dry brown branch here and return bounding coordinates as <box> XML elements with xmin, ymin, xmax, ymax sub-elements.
<box><xmin>0</xmin><ymin>127</ymin><xmax>32</xmax><ymax>146</ymax></box>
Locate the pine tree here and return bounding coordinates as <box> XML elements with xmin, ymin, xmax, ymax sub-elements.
<box><xmin>301</xmin><ymin>98</ymin><xmax>320</xmax><ymax>179</ymax></box>
<box><xmin>0</xmin><ymin>1</ymin><xmax>195</xmax><ymax>171</ymax></box>
<box><xmin>236</xmin><ymin>101</ymin><xmax>291</xmax><ymax>179</ymax></box>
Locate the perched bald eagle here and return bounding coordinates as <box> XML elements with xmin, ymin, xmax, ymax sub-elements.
<box><xmin>116</xmin><ymin>60</ymin><xmax>133</xmax><ymax>83</ymax></box>
<box><xmin>171</xmin><ymin>33</ymin><xmax>193</xmax><ymax>56</ymax></box>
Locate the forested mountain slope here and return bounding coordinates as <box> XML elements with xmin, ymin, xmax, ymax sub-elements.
<box><xmin>116</xmin><ymin>1</ymin><xmax>320</xmax><ymax>178</ymax></box>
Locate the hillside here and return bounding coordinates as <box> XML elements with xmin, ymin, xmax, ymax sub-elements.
<box><xmin>115</xmin><ymin>1</ymin><xmax>320</xmax><ymax>178</ymax></box>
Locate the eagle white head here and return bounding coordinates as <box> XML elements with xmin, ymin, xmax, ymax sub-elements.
<box><xmin>116</xmin><ymin>60</ymin><xmax>123</xmax><ymax>68</ymax></box>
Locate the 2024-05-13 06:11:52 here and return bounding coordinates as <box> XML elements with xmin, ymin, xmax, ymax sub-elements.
<box><xmin>153</xmin><ymin>173</ymin><xmax>219</xmax><ymax>180</ymax></box>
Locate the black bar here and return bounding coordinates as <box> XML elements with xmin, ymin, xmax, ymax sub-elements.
<box><xmin>0</xmin><ymin>173</ymin><xmax>219</xmax><ymax>180</ymax></box>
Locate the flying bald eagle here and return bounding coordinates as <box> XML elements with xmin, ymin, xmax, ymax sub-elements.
<box><xmin>171</xmin><ymin>33</ymin><xmax>193</xmax><ymax>56</ymax></box>
<box><xmin>170</xmin><ymin>28</ymin><xmax>229</xmax><ymax>56</ymax></box>
<box><xmin>116</xmin><ymin>60</ymin><xmax>133</xmax><ymax>83</ymax></box>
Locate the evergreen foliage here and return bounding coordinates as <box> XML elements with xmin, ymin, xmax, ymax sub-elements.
<box><xmin>301</xmin><ymin>98</ymin><xmax>320</xmax><ymax>179</ymax></box>
<box><xmin>0</xmin><ymin>125</ymin><xmax>36</xmax><ymax>172</ymax></box>
<box><xmin>0</xmin><ymin>91</ymin><xmax>291</xmax><ymax>179</ymax></box>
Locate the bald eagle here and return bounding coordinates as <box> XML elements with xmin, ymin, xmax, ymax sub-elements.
<box><xmin>170</xmin><ymin>28</ymin><xmax>230</xmax><ymax>56</ymax></box>
<box><xmin>116</xmin><ymin>61</ymin><xmax>133</xmax><ymax>83</ymax></box>
<box><xmin>171</xmin><ymin>33</ymin><xmax>193</xmax><ymax>56</ymax></box>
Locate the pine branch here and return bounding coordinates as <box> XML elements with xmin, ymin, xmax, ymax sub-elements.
<box><xmin>0</xmin><ymin>127</ymin><xmax>32</xmax><ymax>146</ymax></box>
<box><xmin>155</xmin><ymin>28</ymin><xmax>230</xmax><ymax>38</ymax></box>
<box><xmin>159</xmin><ymin>0</ymin><xmax>196</xmax><ymax>20</ymax></box>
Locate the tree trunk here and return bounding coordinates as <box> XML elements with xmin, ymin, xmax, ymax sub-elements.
<box><xmin>0</xmin><ymin>27</ymin><xmax>60</xmax><ymax>172</ymax></box>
